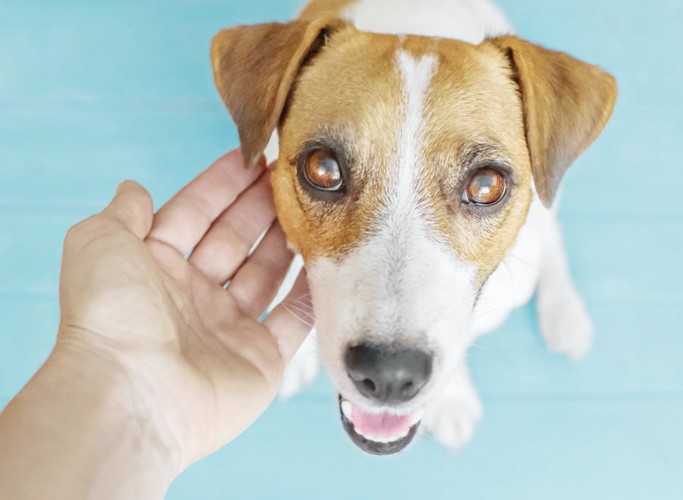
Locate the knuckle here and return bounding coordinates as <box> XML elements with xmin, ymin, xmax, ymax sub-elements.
<box><xmin>64</xmin><ymin>217</ymin><xmax>92</xmax><ymax>243</ymax></box>
<box><xmin>63</xmin><ymin>214</ymin><xmax>105</xmax><ymax>250</ymax></box>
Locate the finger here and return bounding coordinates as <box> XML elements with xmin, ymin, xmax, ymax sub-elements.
<box><xmin>100</xmin><ymin>180</ymin><xmax>154</xmax><ymax>239</ymax></box>
<box><xmin>189</xmin><ymin>172</ymin><xmax>276</xmax><ymax>284</ymax></box>
<box><xmin>228</xmin><ymin>222</ymin><xmax>294</xmax><ymax>318</ymax></box>
<box><xmin>263</xmin><ymin>270</ymin><xmax>313</xmax><ymax>365</ymax></box>
<box><xmin>148</xmin><ymin>149</ymin><xmax>265</xmax><ymax>254</ymax></box>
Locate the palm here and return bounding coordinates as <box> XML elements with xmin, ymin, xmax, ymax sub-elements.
<box><xmin>59</xmin><ymin>151</ymin><xmax>310</xmax><ymax>467</ymax></box>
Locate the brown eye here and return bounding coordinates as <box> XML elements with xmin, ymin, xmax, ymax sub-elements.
<box><xmin>464</xmin><ymin>168</ymin><xmax>507</xmax><ymax>206</ymax></box>
<box><xmin>303</xmin><ymin>149</ymin><xmax>344</xmax><ymax>192</ymax></box>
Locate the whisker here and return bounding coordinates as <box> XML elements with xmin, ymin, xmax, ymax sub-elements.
<box><xmin>473</xmin><ymin>306</ymin><xmax>500</xmax><ymax>320</ymax></box>
<box><xmin>286</xmin><ymin>294</ymin><xmax>313</xmax><ymax>307</ymax></box>
<box><xmin>283</xmin><ymin>300</ymin><xmax>315</xmax><ymax>318</ymax></box>
<box><xmin>287</xmin><ymin>304</ymin><xmax>315</xmax><ymax>321</ymax></box>
<box><xmin>505</xmin><ymin>253</ymin><xmax>541</xmax><ymax>271</ymax></box>
<box><xmin>284</xmin><ymin>296</ymin><xmax>310</xmax><ymax>307</ymax></box>
<box><xmin>282</xmin><ymin>303</ymin><xmax>315</xmax><ymax>328</ymax></box>
<box><xmin>501</xmin><ymin>259</ymin><xmax>518</xmax><ymax>296</ymax></box>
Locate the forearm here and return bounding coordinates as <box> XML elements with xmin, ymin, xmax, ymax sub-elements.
<box><xmin>0</xmin><ymin>343</ymin><xmax>178</xmax><ymax>500</ymax></box>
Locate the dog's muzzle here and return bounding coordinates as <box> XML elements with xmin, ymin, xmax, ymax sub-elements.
<box><xmin>339</xmin><ymin>343</ymin><xmax>432</xmax><ymax>454</ymax></box>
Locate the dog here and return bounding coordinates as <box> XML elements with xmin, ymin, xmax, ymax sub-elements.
<box><xmin>210</xmin><ymin>0</ymin><xmax>617</xmax><ymax>455</ymax></box>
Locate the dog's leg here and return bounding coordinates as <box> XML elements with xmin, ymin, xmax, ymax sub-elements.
<box><xmin>422</xmin><ymin>362</ymin><xmax>483</xmax><ymax>450</ymax></box>
<box><xmin>279</xmin><ymin>332</ymin><xmax>320</xmax><ymax>399</ymax></box>
<box><xmin>535</xmin><ymin>212</ymin><xmax>593</xmax><ymax>360</ymax></box>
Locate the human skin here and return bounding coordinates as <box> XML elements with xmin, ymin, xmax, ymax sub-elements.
<box><xmin>0</xmin><ymin>150</ymin><xmax>311</xmax><ymax>499</ymax></box>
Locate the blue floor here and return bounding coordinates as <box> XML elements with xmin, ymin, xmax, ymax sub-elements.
<box><xmin>1</xmin><ymin>1</ymin><xmax>682</xmax><ymax>498</ymax></box>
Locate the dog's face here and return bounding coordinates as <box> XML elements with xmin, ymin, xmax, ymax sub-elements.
<box><xmin>211</xmin><ymin>21</ymin><xmax>616</xmax><ymax>454</ymax></box>
<box><xmin>274</xmin><ymin>31</ymin><xmax>534</xmax><ymax>452</ymax></box>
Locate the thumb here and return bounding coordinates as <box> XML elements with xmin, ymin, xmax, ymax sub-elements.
<box><xmin>101</xmin><ymin>180</ymin><xmax>154</xmax><ymax>239</ymax></box>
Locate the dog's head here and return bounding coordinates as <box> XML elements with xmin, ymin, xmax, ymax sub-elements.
<box><xmin>211</xmin><ymin>21</ymin><xmax>616</xmax><ymax>454</ymax></box>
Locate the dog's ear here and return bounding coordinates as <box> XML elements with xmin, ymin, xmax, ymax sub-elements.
<box><xmin>211</xmin><ymin>20</ymin><xmax>344</xmax><ymax>167</ymax></box>
<box><xmin>486</xmin><ymin>36</ymin><xmax>617</xmax><ymax>206</ymax></box>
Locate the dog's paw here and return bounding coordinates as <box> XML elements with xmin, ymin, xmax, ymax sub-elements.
<box><xmin>279</xmin><ymin>334</ymin><xmax>319</xmax><ymax>400</ymax></box>
<box><xmin>537</xmin><ymin>284</ymin><xmax>593</xmax><ymax>361</ymax></box>
<box><xmin>422</xmin><ymin>381</ymin><xmax>483</xmax><ymax>451</ymax></box>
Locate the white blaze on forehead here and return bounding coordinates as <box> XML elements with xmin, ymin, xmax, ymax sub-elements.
<box><xmin>377</xmin><ymin>50</ymin><xmax>439</xmax><ymax>284</ymax></box>
<box><xmin>391</xmin><ymin>50</ymin><xmax>437</xmax><ymax>216</ymax></box>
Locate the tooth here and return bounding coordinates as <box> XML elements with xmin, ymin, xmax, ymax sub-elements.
<box><xmin>361</xmin><ymin>431</ymin><xmax>388</xmax><ymax>443</ymax></box>
<box><xmin>357</xmin><ymin>427</ymin><xmax>411</xmax><ymax>444</ymax></box>
<box><xmin>341</xmin><ymin>400</ymin><xmax>353</xmax><ymax>420</ymax></box>
<box><xmin>411</xmin><ymin>409</ymin><xmax>425</xmax><ymax>426</ymax></box>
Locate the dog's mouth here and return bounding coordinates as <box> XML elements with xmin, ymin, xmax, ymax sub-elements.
<box><xmin>338</xmin><ymin>395</ymin><xmax>422</xmax><ymax>455</ymax></box>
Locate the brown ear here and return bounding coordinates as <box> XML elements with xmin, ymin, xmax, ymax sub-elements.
<box><xmin>487</xmin><ymin>36</ymin><xmax>617</xmax><ymax>206</ymax></box>
<box><xmin>211</xmin><ymin>20</ymin><xmax>343</xmax><ymax>167</ymax></box>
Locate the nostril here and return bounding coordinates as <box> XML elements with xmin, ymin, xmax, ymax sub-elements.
<box><xmin>362</xmin><ymin>378</ymin><xmax>376</xmax><ymax>393</ymax></box>
<box><xmin>400</xmin><ymin>381</ymin><xmax>414</xmax><ymax>397</ymax></box>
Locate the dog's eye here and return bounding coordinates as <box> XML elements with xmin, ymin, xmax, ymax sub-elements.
<box><xmin>303</xmin><ymin>150</ymin><xmax>344</xmax><ymax>192</ymax></box>
<box><xmin>464</xmin><ymin>168</ymin><xmax>507</xmax><ymax>206</ymax></box>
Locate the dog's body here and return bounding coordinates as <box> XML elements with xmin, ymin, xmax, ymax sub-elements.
<box><xmin>211</xmin><ymin>0</ymin><xmax>615</xmax><ymax>453</ymax></box>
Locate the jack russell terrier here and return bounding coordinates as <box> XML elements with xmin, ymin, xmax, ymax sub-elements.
<box><xmin>210</xmin><ymin>0</ymin><xmax>617</xmax><ymax>455</ymax></box>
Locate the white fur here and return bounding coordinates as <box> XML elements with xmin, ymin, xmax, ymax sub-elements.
<box><xmin>393</xmin><ymin>51</ymin><xmax>436</xmax><ymax>215</ymax></box>
<box><xmin>341</xmin><ymin>0</ymin><xmax>513</xmax><ymax>44</ymax></box>
<box><xmin>280</xmin><ymin>0</ymin><xmax>593</xmax><ymax>449</ymax></box>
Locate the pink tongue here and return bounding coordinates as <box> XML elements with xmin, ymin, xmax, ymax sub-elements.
<box><xmin>350</xmin><ymin>403</ymin><xmax>413</xmax><ymax>439</ymax></box>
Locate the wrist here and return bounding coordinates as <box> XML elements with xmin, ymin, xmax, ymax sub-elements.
<box><xmin>0</xmin><ymin>336</ymin><xmax>181</xmax><ymax>499</ymax></box>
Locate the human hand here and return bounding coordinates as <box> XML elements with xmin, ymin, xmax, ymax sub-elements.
<box><xmin>57</xmin><ymin>149</ymin><xmax>311</xmax><ymax>470</ymax></box>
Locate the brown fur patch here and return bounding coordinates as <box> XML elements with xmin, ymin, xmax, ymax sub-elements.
<box><xmin>272</xmin><ymin>27</ymin><xmax>403</xmax><ymax>261</ymax></box>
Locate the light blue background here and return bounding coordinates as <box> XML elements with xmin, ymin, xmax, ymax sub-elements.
<box><xmin>1</xmin><ymin>1</ymin><xmax>682</xmax><ymax>498</ymax></box>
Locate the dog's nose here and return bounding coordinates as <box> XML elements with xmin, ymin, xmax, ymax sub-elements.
<box><xmin>345</xmin><ymin>343</ymin><xmax>432</xmax><ymax>404</ymax></box>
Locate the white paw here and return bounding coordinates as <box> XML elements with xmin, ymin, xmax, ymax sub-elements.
<box><xmin>422</xmin><ymin>380</ymin><xmax>483</xmax><ymax>451</ymax></box>
<box><xmin>279</xmin><ymin>333</ymin><xmax>319</xmax><ymax>400</ymax></box>
<box><xmin>537</xmin><ymin>284</ymin><xmax>593</xmax><ymax>360</ymax></box>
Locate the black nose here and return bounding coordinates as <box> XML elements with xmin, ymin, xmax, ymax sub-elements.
<box><xmin>345</xmin><ymin>343</ymin><xmax>432</xmax><ymax>404</ymax></box>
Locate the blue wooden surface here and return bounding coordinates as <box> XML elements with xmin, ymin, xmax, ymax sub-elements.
<box><xmin>1</xmin><ymin>1</ymin><xmax>682</xmax><ymax>498</ymax></box>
